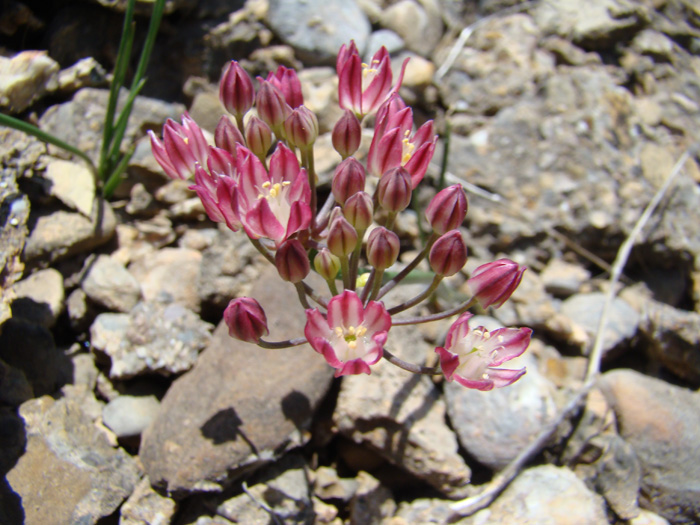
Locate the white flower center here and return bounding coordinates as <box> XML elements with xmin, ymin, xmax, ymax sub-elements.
<box><xmin>455</xmin><ymin>328</ymin><xmax>505</xmax><ymax>380</ymax></box>
<box><xmin>257</xmin><ymin>180</ymin><xmax>292</xmax><ymax>223</ymax></box>
<box><xmin>334</xmin><ymin>324</ymin><xmax>368</xmax><ymax>361</ymax></box>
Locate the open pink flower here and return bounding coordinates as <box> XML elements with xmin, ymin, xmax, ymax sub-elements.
<box><xmin>367</xmin><ymin>95</ymin><xmax>437</xmax><ymax>187</ymax></box>
<box><xmin>305</xmin><ymin>291</ymin><xmax>391</xmax><ymax>377</ymax></box>
<box><xmin>336</xmin><ymin>42</ymin><xmax>409</xmax><ymax>119</ymax></box>
<box><xmin>149</xmin><ymin>113</ymin><xmax>208</xmax><ymax>180</ymax></box>
<box><xmin>235</xmin><ymin>143</ymin><xmax>312</xmax><ymax>244</ymax></box>
<box><xmin>436</xmin><ymin>313</ymin><xmax>532</xmax><ymax>391</ymax></box>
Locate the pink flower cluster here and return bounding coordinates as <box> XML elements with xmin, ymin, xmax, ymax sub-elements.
<box><xmin>149</xmin><ymin>41</ymin><xmax>532</xmax><ymax>390</ymax></box>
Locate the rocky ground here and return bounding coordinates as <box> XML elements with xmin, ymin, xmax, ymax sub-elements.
<box><xmin>1</xmin><ymin>0</ymin><xmax>700</xmax><ymax>523</ymax></box>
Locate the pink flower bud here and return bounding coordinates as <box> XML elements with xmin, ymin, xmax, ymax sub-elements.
<box><xmin>244</xmin><ymin>116</ymin><xmax>273</xmax><ymax>160</ymax></box>
<box><xmin>343</xmin><ymin>191</ymin><xmax>374</xmax><ymax>231</ymax></box>
<box><xmin>327</xmin><ymin>215</ymin><xmax>358</xmax><ymax>257</ymax></box>
<box><xmin>223</xmin><ymin>297</ymin><xmax>269</xmax><ymax>343</ymax></box>
<box><xmin>275</xmin><ymin>239</ymin><xmax>310</xmax><ymax>283</ymax></box>
<box><xmin>215</xmin><ymin>116</ymin><xmax>245</xmax><ymax>155</ymax></box>
<box><xmin>314</xmin><ymin>247</ymin><xmax>341</xmax><ymax>280</ymax></box>
<box><xmin>332</xmin><ymin>110</ymin><xmax>361</xmax><ymax>158</ymax></box>
<box><xmin>332</xmin><ymin>158</ymin><xmax>366</xmax><ymax>205</ymax></box>
<box><xmin>429</xmin><ymin>230</ymin><xmax>467</xmax><ymax>277</ymax></box>
<box><xmin>219</xmin><ymin>60</ymin><xmax>254</xmax><ymax>118</ymax></box>
<box><xmin>283</xmin><ymin>106</ymin><xmax>319</xmax><ymax>150</ymax></box>
<box><xmin>467</xmin><ymin>259</ymin><xmax>526</xmax><ymax>309</ymax></box>
<box><xmin>425</xmin><ymin>184</ymin><xmax>468</xmax><ymax>234</ymax></box>
<box><xmin>376</xmin><ymin>167</ymin><xmax>412</xmax><ymax>212</ymax></box>
<box><xmin>267</xmin><ymin>65</ymin><xmax>304</xmax><ymax>108</ymax></box>
<box><xmin>367</xmin><ymin>227</ymin><xmax>400</xmax><ymax>271</ymax></box>
<box><xmin>255</xmin><ymin>79</ymin><xmax>292</xmax><ymax>130</ymax></box>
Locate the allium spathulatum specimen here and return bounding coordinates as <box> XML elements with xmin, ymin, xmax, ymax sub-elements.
<box><xmin>150</xmin><ymin>41</ymin><xmax>532</xmax><ymax>389</ymax></box>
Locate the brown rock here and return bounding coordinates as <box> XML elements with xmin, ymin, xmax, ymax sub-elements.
<box><xmin>140</xmin><ymin>267</ymin><xmax>334</xmax><ymax>496</ymax></box>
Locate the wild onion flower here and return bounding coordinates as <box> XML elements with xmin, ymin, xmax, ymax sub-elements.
<box><xmin>436</xmin><ymin>313</ymin><xmax>532</xmax><ymax>390</ymax></box>
<box><xmin>224</xmin><ymin>297</ymin><xmax>269</xmax><ymax>343</ymax></box>
<box><xmin>305</xmin><ymin>290</ymin><xmax>391</xmax><ymax>377</ymax></box>
<box><xmin>149</xmin><ymin>113</ymin><xmax>208</xmax><ymax>180</ymax></box>
<box><xmin>468</xmin><ymin>259</ymin><xmax>526</xmax><ymax>309</ymax></box>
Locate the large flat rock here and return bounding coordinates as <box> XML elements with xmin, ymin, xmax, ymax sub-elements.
<box><xmin>140</xmin><ymin>267</ymin><xmax>335</xmax><ymax>496</ymax></box>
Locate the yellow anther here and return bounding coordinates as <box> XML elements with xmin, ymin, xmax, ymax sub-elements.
<box><xmin>347</xmin><ymin>326</ymin><xmax>356</xmax><ymax>336</ymax></box>
<box><xmin>348</xmin><ymin>340</ymin><xmax>357</xmax><ymax>349</ymax></box>
<box><xmin>357</xmin><ymin>326</ymin><xmax>367</xmax><ymax>337</ymax></box>
<box><xmin>282</xmin><ymin>181</ymin><xmax>291</xmax><ymax>187</ymax></box>
<box><xmin>335</xmin><ymin>327</ymin><xmax>344</xmax><ymax>337</ymax></box>
<box><xmin>184</xmin><ymin>137</ymin><xmax>189</xmax><ymax>145</ymax></box>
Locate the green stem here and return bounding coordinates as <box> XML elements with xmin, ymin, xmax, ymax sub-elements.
<box><xmin>368</xmin><ymin>268</ymin><xmax>385</xmax><ymax>302</ymax></box>
<box><xmin>376</xmin><ymin>232</ymin><xmax>439</xmax><ymax>301</ymax></box>
<box><xmin>340</xmin><ymin>255</ymin><xmax>351</xmax><ymax>291</ymax></box>
<box><xmin>258</xmin><ymin>337</ymin><xmax>308</xmax><ymax>349</ymax></box>
<box><xmin>391</xmin><ymin>296</ymin><xmax>477</xmax><ymax>326</ymax></box>
<box><xmin>387</xmin><ymin>274</ymin><xmax>443</xmax><ymax>315</ymax></box>
<box><xmin>102</xmin><ymin>145</ymin><xmax>135</xmax><ymax>197</ymax></box>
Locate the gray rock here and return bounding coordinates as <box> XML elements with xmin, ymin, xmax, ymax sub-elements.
<box><xmin>640</xmin><ymin>300</ymin><xmax>700</xmax><ymax>383</ymax></box>
<box><xmin>6</xmin><ymin>395</ymin><xmax>139</xmax><ymax>525</ymax></box>
<box><xmin>39</xmin><ymin>87</ymin><xmax>185</xmax><ymax>165</ymax></box>
<box><xmin>366</xmin><ymin>29</ymin><xmax>405</xmax><ymax>57</ymax></box>
<box><xmin>379</xmin><ymin>0</ymin><xmax>443</xmax><ymax>57</ymax></box>
<box><xmin>539</xmin><ymin>259</ymin><xmax>591</xmax><ymax>297</ymax></box>
<box><xmin>120</xmin><ymin>476</ymin><xmax>178</xmax><ymax>525</ymax></box>
<box><xmin>313</xmin><ymin>466</ymin><xmax>359</xmax><ymax>501</ymax></box>
<box><xmin>216</xmin><ymin>455</ymin><xmax>314</xmax><ymax>524</ymax></box>
<box><xmin>10</xmin><ymin>267</ymin><xmax>65</xmax><ymax>327</ymax></box>
<box><xmin>533</xmin><ymin>0</ymin><xmax>647</xmax><ymax>48</ymax></box>
<box><xmin>334</xmin><ymin>320</ymin><xmax>472</xmax><ymax>496</ymax></box>
<box><xmin>90</xmin><ymin>302</ymin><xmax>213</xmax><ymax>379</ymax></box>
<box><xmin>129</xmin><ymin>248</ymin><xmax>202</xmax><ymax>312</ymax></box>
<box><xmin>67</xmin><ymin>287</ymin><xmax>97</xmax><ymax>331</ymax></box>
<box><xmin>197</xmin><ymin>228</ymin><xmax>263</xmax><ymax>314</ymax></box>
<box><xmin>599</xmin><ymin>369</ymin><xmax>700</xmax><ymax>524</ymax></box>
<box><xmin>394</xmin><ymin>498</ymin><xmax>452</xmax><ymax>524</ymax></box>
<box><xmin>459</xmin><ymin>465</ymin><xmax>608</xmax><ymax>524</ymax></box>
<box><xmin>560</xmin><ymin>292</ymin><xmax>640</xmax><ymax>353</ymax></box>
<box><xmin>24</xmin><ymin>198</ymin><xmax>117</xmax><ymax>264</ymax></box>
<box><xmin>140</xmin><ymin>267</ymin><xmax>335</xmax><ymax>496</ymax></box>
<box><xmin>445</xmin><ymin>351</ymin><xmax>557</xmax><ymax>471</ymax></box>
<box><xmin>266</xmin><ymin>0</ymin><xmax>371</xmax><ymax>64</ymax></box>
<box><xmin>0</xmin><ymin>50</ymin><xmax>58</xmax><ymax>113</ymax></box>
<box><xmin>82</xmin><ymin>254</ymin><xmax>142</xmax><ymax>313</ymax></box>
<box><xmin>103</xmin><ymin>395</ymin><xmax>161</xmax><ymax>438</ymax></box>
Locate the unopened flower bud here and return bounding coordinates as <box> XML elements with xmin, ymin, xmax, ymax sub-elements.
<box><xmin>377</xmin><ymin>167</ymin><xmax>412</xmax><ymax>212</ymax></box>
<box><xmin>219</xmin><ymin>61</ymin><xmax>254</xmax><ymax>119</ymax></box>
<box><xmin>244</xmin><ymin>116</ymin><xmax>273</xmax><ymax>160</ymax></box>
<box><xmin>327</xmin><ymin>215</ymin><xmax>358</xmax><ymax>257</ymax></box>
<box><xmin>214</xmin><ymin>116</ymin><xmax>245</xmax><ymax>155</ymax></box>
<box><xmin>332</xmin><ymin>158</ymin><xmax>366</xmax><ymax>205</ymax></box>
<box><xmin>367</xmin><ymin>227</ymin><xmax>400</xmax><ymax>271</ymax></box>
<box><xmin>223</xmin><ymin>297</ymin><xmax>269</xmax><ymax>343</ymax></box>
<box><xmin>314</xmin><ymin>248</ymin><xmax>341</xmax><ymax>280</ymax></box>
<box><xmin>255</xmin><ymin>79</ymin><xmax>292</xmax><ymax>130</ymax></box>
<box><xmin>426</xmin><ymin>184</ymin><xmax>468</xmax><ymax>234</ymax></box>
<box><xmin>275</xmin><ymin>239</ymin><xmax>310</xmax><ymax>283</ymax></box>
<box><xmin>343</xmin><ymin>191</ymin><xmax>374</xmax><ymax>231</ymax></box>
<box><xmin>267</xmin><ymin>65</ymin><xmax>304</xmax><ymax>108</ymax></box>
<box><xmin>284</xmin><ymin>106</ymin><xmax>319</xmax><ymax>150</ymax></box>
<box><xmin>332</xmin><ymin>109</ymin><xmax>361</xmax><ymax>157</ymax></box>
<box><xmin>468</xmin><ymin>259</ymin><xmax>525</xmax><ymax>309</ymax></box>
<box><xmin>429</xmin><ymin>230</ymin><xmax>467</xmax><ymax>277</ymax></box>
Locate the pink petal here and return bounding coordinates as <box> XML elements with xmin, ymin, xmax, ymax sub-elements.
<box><xmin>435</xmin><ymin>346</ymin><xmax>459</xmax><ymax>381</ymax></box>
<box><xmin>444</xmin><ymin>312</ymin><xmax>473</xmax><ymax>350</ymax></box>
<box><xmin>338</xmin><ymin>53</ymin><xmax>362</xmax><ymax>114</ymax></box>
<box><xmin>489</xmin><ymin>327</ymin><xmax>532</xmax><ymax>366</ymax></box>
<box><xmin>362</xmin><ymin>301</ymin><xmax>391</xmax><ymax>334</ymax></box>
<box><xmin>304</xmin><ymin>308</ymin><xmax>333</xmax><ymax>344</ymax></box>
<box><xmin>369</xmin><ymin>127</ymin><xmax>403</xmax><ymax>177</ymax></box>
<box><xmin>245</xmin><ymin>199</ymin><xmax>284</xmax><ymax>241</ymax></box>
<box><xmin>404</xmin><ymin>140</ymin><xmax>436</xmax><ymax>188</ymax></box>
<box><xmin>269</xmin><ymin>142</ymin><xmax>300</xmax><ymax>183</ymax></box>
<box><xmin>286</xmin><ymin>200</ymin><xmax>312</xmax><ymax>239</ymax></box>
<box><xmin>327</xmin><ymin>291</ymin><xmax>363</xmax><ymax>329</ymax></box>
<box><xmin>487</xmin><ymin>367</ymin><xmax>526</xmax><ymax>388</ymax></box>
<box><xmin>361</xmin><ymin>55</ymin><xmax>392</xmax><ymax>114</ymax></box>
<box><xmin>149</xmin><ymin>131</ymin><xmax>179</xmax><ymax>179</ymax></box>
<box><xmin>453</xmin><ymin>375</ymin><xmax>494</xmax><ymax>391</ymax></box>
<box><xmin>335</xmin><ymin>358</ymin><xmax>372</xmax><ymax>377</ymax></box>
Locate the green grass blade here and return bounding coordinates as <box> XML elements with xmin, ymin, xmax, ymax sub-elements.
<box><xmin>105</xmin><ymin>77</ymin><xmax>147</xmax><ymax>168</ymax></box>
<box><xmin>0</xmin><ymin>112</ymin><xmax>96</xmax><ymax>171</ymax></box>
<box><xmin>131</xmin><ymin>0</ymin><xmax>166</xmax><ymax>87</ymax></box>
<box><xmin>99</xmin><ymin>0</ymin><xmax>137</xmax><ymax>179</ymax></box>
<box><xmin>102</xmin><ymin>144</ymin><xmax>135</xmax><ymax>198</ymax></box>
